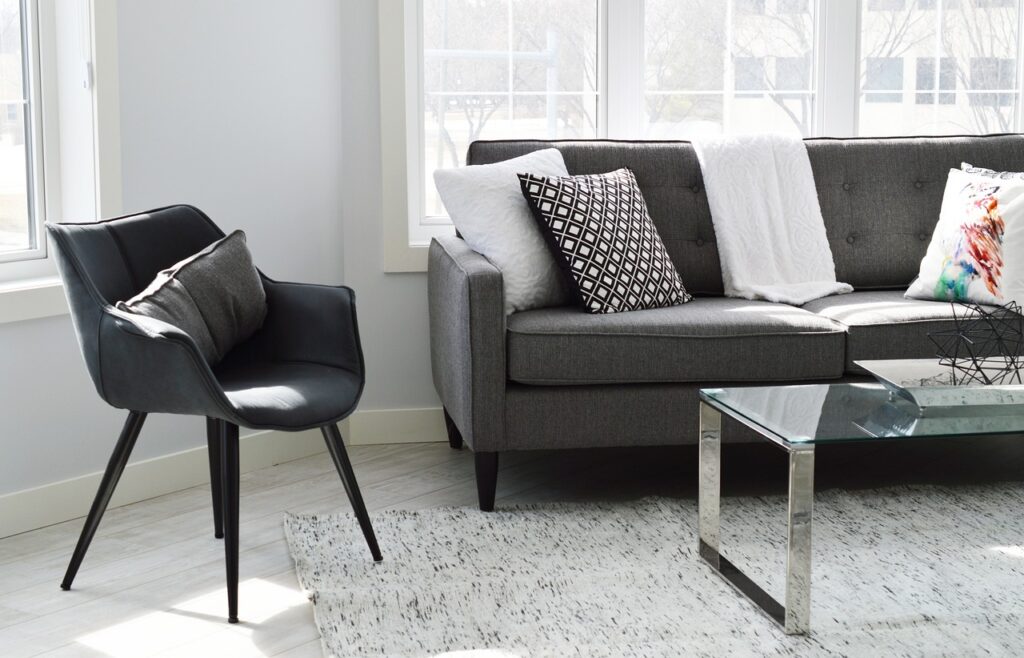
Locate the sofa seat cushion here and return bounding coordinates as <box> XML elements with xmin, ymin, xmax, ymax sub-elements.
<box><xmin>506</xmin><ymin>298</ymin><xmax>846</xmax><ymax>385</ymax></box>
<box><xmin>801</xmin><ymin>290</ymin><xmax>988</xmax><ymax>372</ymax></box>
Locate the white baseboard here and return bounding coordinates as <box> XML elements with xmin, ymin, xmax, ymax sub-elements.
<box><xmin>0</xmin><ymin>428</ymin><xmax>324</xmax><ymax>539</ymax></box>
<box><xmin>0</xmin><ymin>407</ymin><xmax>445</xmax><ymax>538</ymax></box>
<box><xmin>347</xmin><ymin>407</ymin><xmax>446</xmax><ymax>445</ymax></box>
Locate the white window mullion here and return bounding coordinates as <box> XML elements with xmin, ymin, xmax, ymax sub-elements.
<box><xmin>605</xmin><ymin>0</ymin><xmax>644</xmax><ymax>138</ymax></box>
<box><xmin>818</xmin><ymin>0</ymin><xmax>859</xmax><ymax>137</ymax></box>
<box><xmin>507</xmin><ymin>1</ymin><xmax>514</xmax><ymax>127</ymax></box>
<box><xmin>596</xmin><ymin>0</ymin><xmax>608</xmax><ymax>138</ymax></box>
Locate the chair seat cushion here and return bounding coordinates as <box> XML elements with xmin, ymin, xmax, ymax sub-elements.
<box><xmin>801</xmin><ymin>290</ymin><xmax>986</xmax><ymax>372</ymax></box>
<box><xmin>506</xmin><ymin>298</ymin><xmax>845</xmax><ymax>385</ymax></box>
<box><xmin>214</xmin><ymin>360</ymin><xmax>361</xmax><ymax>429</ymax></box>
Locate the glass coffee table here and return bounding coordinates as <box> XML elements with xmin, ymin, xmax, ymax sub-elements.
<box><xmin>698</xmin><ymin>383</ymin><xmax>1024</xmax><ymax>635</ymax></box>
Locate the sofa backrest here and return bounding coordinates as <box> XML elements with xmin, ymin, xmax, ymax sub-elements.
<box><xmin>467</xmin><ymin>135</ymin><xmax>1024</xmax><ymax>294</ymax></box>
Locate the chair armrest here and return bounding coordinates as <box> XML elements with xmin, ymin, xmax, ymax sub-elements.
<box><xmin>428</xmin><ymin>236</ymin><xmax>505</xmax><ymax>451</ymax></box>
<box><xmin>99</xmin><ymin>307</ymin><xmax>236</xmax><ymax>418</ymax></box>
<box><xmin>253</xmin><ymin>280</ymin><xmax>364</xmax><ymax>376</ymax></box>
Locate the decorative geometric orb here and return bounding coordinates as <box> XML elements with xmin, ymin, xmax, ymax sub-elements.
<box><xmin>927</xmin><ymin>301</ymin><xmax>1024</xmax><ymax>386</ymax></box>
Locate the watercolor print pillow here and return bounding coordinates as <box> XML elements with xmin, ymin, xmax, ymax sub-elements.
<box><xmin>906</xmin><ymin>168</ymin><xmax>1024</xmax><ymax>305</ymax></box>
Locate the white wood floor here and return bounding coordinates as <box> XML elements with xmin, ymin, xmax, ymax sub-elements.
<box><xmin>2</xmin><ymin>437</ymin><xmax>1022</xmax><ymax>657</ymax></box>
<box><xmin>0</xmin><ymin>442</ymin><xmax>651</xmax><ymax>658</ymax></box>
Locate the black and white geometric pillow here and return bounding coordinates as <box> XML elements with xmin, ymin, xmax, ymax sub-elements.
<box><xmin>518</xmin><ymin>168</ymin><xmax>691</xmax><ymax>314</ymax></box>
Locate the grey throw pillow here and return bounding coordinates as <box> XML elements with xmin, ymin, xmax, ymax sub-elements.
<box><xmin>116</xmin><ymin>230</ymin><xmax>267</xmax><ymax>364</ymax></box>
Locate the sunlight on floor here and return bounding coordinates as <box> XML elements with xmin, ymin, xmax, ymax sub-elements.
<box><xmin>990</xmin><ymin>545</ymin><xmax>1024</xmax><ymax>559</ymax></box>
<box><xmin>75</xmin><ymin>579</ymin><xmax>308</xmax><ymax>657</ymax></box>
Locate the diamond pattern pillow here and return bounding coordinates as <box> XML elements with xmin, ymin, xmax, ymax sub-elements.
<box><xmin>518</xmin><ymin>168</ymin><xmax>691</xmax><ymax>314</ymax></box>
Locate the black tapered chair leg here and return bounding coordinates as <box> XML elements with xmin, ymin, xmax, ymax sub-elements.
<box><xmin>206</xmin><ymin>417</ymin><xmax>224</xmax><ymax>539</ymax></box>
<box><xmin>61</xmin><ymin>411</ymin><xmax>147</xmax><ymax>591</ymax></box>
<box><xmin>475</xmin><ymin>451</ymin><xmax>498</xmax><ymax>512</ymax></box>
<box><xmin>219</xmin><ymin>420</ymin><xmax>241</xmax><ymax>624</ymax></box>
<box><xmin>321</xmin><ymin>424</ymin><xmax>383</xmax><ymax>562</ymax></box>
<box><xmin>443</xmin><ymin>408</ymin><xmax>464</xmax><ymax>450</ymax></box>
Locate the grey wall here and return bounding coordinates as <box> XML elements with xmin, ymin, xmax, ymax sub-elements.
<box><xmin>116</xmin><ymin>0</ymin><xmax>346</xmax><ymax>286</ymax></box>
<box><xmin>338</xmin><ymin>0</ymin><xmax>438</xmax><ymax>411</ymax></box>
<box><xmin>0</xmin><ymin>0</ymin><xmax>441</xmax><ymax>497</ymax></box>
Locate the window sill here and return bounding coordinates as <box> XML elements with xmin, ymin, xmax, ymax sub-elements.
<box><xmin>384</xmin><ymin>242</ymin><xmax>429</xmax><ymax>273</ymax></box>
<box><xmin>0</xmin><ymin>277</ymin><xmax>68</xmax><ymax>325</ymax></box>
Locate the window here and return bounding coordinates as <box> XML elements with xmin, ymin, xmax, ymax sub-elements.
<box><xmin>418</xmin><ymin>0</ymin><xmax>598</xmax><ymax>242</ymax></box>
<box><xmin>858</xmin><ymin>0</ymin><xmax>1021</xmax><ymax>135</ymax></box>
<box><xmin>0</xmin><ymin>1</ymin><xmax>109</xmax><ymax>287</ymax></box>
<box><xmin>643</xmin><ymin>0</ymin><xmax>817</xmax><ymax>138</ymax></box>
<box><xmin>918</xmin><ymin>0</ymin><xmax>961</xmax><ymax>9</ymax></box>
<box><xmin>734</xmin><ymin>57</ymin><xmax>767</xmax><ymax>92</ymax></box>
<box><xmin>380</xmin><ymin>0</ymin><xmax>1024</xmax><ymax>270</ymax></box>
<box><xmin>778</xmin><ymin>0</ymin><xmax>809</xmax><ymax>14</ymax></box>
<box><xmin>0</xmin><ymin>0</ymin><xmax>43</xmax><ymax>266</ymax></box>
<box><xmin>915</xmin><ymin>57</ymin><xmax>956</xmax><ymax>104</ymax></box>
<box><xmin>736</xmin><ymin>0</ymin><xmax>767</xmax><ymax>14</ymax></box>
<box><xmin>970</xmin><ymin>57</ymin><xmax>1016</xmax><ymax>106</ymax></box>
<box><xmin>776</xmin><ymin>56</ymin><xmax>811</xmax><ymax>98</ymax></box>
<box><xmin>868</xmin><ymin>0</ymin><xmax>907</xmax><ymax>9</ymax></box>
<box><xmin>864</xmin><ymin>58</ymin><xmax>904</xmax><ymax>103</ymax></box>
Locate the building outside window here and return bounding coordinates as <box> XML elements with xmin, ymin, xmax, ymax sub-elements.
<box><xmin>864</xmin><ymin>58</ymin><xmax>904</xmax><ymax>103</ymax></box>
<box><xmin>916</xmin><ymin>56</ymin><xmax>957</xmax><ymax>104</ymax></box>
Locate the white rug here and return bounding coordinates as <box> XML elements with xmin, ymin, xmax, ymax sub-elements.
<box><xmin>284</xmin><ymin>484</ymin><xmax>1024</xmax><ymax>657</ymax></box>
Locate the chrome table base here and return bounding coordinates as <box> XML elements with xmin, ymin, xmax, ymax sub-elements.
<box><xmin>698</xmin><ymin>401</ymin><xmax>815</xmax><ymax>635</ymax></box>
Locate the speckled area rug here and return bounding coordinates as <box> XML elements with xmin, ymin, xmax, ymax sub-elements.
<box><xmin>284</xmin><ymin>484</ymin><xmax>1024</xmax><ymax>658</ymax></box>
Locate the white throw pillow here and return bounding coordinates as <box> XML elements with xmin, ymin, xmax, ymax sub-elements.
<box><xmin>962</xmin><ymin>162</ymin><xmax>1024</xmax><ymax>181</ymax></box>
<box><xmin>434</xmin><ymin>148</ymin><xmax>570</xmax><ymax>315</ymax></box>
<box><xmin>906</xmin><ymin>168</ymin><xmax>1024</xmax><ymax>305</ymax></box>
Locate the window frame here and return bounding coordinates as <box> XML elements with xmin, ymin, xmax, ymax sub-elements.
<box><xmin>0</xmin><ymin>0</ymin><xmax>121</xmax><ymax>326</ymax></box>
<box><xmin>0</xmin><ymin>0</ymin><xmax>50</xmax><ymax>278</ymax></box>
<box><xmin>379</xmin><ymin>0</ymin><xmax>1024</xmax><ymax>273</ymax></box>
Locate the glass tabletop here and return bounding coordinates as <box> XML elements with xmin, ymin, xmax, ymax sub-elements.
<box><xmin>699</xmin><ymin>383</ymin><xmax>1024</xmax><ymax>445</ymax></box>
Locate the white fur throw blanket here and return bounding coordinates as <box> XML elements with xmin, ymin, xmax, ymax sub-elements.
<box><xmin>694</xmin><ymin>134</ymin><xmax>852</xmax><ymax>305</ymax></box>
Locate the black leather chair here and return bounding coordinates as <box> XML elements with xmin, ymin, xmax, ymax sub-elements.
<box><xmin>46</xmin><ymin>205</ymin><xmax>381</xmax><ymax>623</ymax></box>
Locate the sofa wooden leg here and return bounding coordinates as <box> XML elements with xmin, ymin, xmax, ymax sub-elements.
<box><xmin>443</xmin><ymin>408</ymin><xmax>464</xmax><ymax>450</ymax></box>
<box><xmin>474</xmin><ymin>451</ymin><xmax>498</xmax><ymax>512</ymax></box>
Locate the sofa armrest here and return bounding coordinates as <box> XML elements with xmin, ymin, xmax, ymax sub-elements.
<box><xmin>428</xmin><ymin>236</ymin><xmax>505</xmax><ymax>452</ymax></box>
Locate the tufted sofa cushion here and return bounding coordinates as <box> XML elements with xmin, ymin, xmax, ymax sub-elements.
<box><xmin>505</xmin><ymin>297</ymin><xmax>845</xmax><ymax>385</ymax></box>
<box><xmin>801</xmin><ymin>291</ymin><xmax>995</xmax><ymax>373</ymax></box>
<box><xmin>467</xmin><ymin>135</ymin><xmax>1024</xmax><ymax>295</ymax></box>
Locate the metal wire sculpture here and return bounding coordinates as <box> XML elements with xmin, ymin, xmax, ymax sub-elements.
<box><xmin>927</xmin><ymin>301</ymin><xmax>1024</xmax><ymax>386</ymax></box>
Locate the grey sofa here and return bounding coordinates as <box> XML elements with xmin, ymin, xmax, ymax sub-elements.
<box><xmin>428</xmin><ymin>134</ymin><xmax>1024</xmax><ymax>510</ymax></box>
